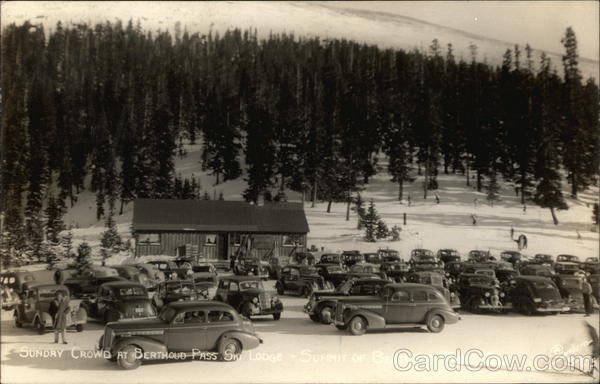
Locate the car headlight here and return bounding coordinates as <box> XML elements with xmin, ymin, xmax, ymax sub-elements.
<box><xmin>252</xmin><ymin>297</ymin><xmax>258</xmax><ymax>304</ymax></box>
<box><xmin>484</xmin><ymin>292</ymin><xmax>490</xmax><ymax>297</ymax></box>
<box><xmin>533</xmin><ymin>297</ymin><xmax>542</xmax><ymax>303</ymax></box>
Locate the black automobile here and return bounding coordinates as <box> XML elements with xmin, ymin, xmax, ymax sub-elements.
<box><xmin>233</xmin><ymin>257</ymin><xmax>270</xmax><ymax>280</ymax></box>
<box><xmin>151</xmin><ymin>280</ymin><xmax>212</xmax><ymax>309</ymax></box>
<box><xmin>275</xmin><ymin>265</ymin><xmax>334</xmax><ymax>297</ymax></box>
<box><xmin>315</xmin><ymin>263</ymin><xmax>349</xmax><ymax>287</ymax></box>
<box><xmin>147</xmin><ymin>260</ymin><xmax>191</xmax><ymax>280</ymax></box>
<box><xmin>437</xmin><ymin>249</ymin><xmax>461</xmax><ymax>265</ymax></box>
<box><xmin>410</xmin><ymin>249</ymin><xmax>443</xmax><ymax>270</ymax></box>
<box><xmin>111</xmin><ymin>265</ymin><xmax>154</xmax><ymax>291</ymax></box>
<box><xmin>495</xmin><ymin>267</ymin><xmax>519</xmax><ymax>286</ymax></box>
<box><xmin>554</xmin><ymin>254</ymin><xmax>581</xmax><ymax>275</ymax></box>
<box><xmin>458</xmin><ymin>274</ymin><xmax>511</xmax><ymax>313</ymax></box>
<box><xmin>468</xmin><ymin>250</ymin><xmax>496</xmax><ymax>263</ymax></box>
<box><xmin>63</xmin><ymin>267</ymin><xmax>126</xmax><ymax>298</ymax></box>
<box><xmin>582</xmin><ymin>257</ymin><xmax>600</xmax><ymax>275</ymax></box>
<box><xmin>377</xmin><ymin>249</ymin><xmax>401</xmax><ymax>260</ymax></box>
<box><xmin>520</xmin><ymin>264</ymin><xmax>556</xmax><ymax>278</ymax></box>
<box><xmin>293</xmin><ymin>252</ymin><xmax>316</xmax><ymax>266</ymax></box>
<box><xmin>509</xmin><ymin>276</ymin><xmax>569</xmax><ymax>315</ymax></box>
<box><xmin>500</xmin><ymin>251</ymin><xmax>522</xmax><ymax>268</ymax></box>
<box><xmin>363</xmin><ymin>253</ymin><xmax>383</xmax><ymax>265</ymax></box>
<box><xmin>380</xmin><ymin>257</ymin><xmax>410</xmax><ymax>282</ymax></box>
<box><xmin>530</xmin><ymin>254</ymin><xmax>554</xmax><ymax>268</ymax></box>
<box><xmin>349</xmin><ymin>263</ymin><xmax>388</xmax><ymax>280</ymax></box>
<box><xmin>304</xmin><ymin>278</ymin><xmax>391</xmax><ymax>323</ymax></box>
<box><xmin>81</xmin><ymin>281</ymin><xmax>156</xmax><ymax>323</ymax></box>
<box><xmin>341</xmin><ymin>250</ymin><xmax>364</xmax><ymax>268</ymax></box>
<box><xmin>215</xmin><ymin>276</ymin><xmax>283</xmax><ymax>320</ymax></box>
<box><xmin>406</xmin><ymin>271</ymin><xmax>460</xmax><ymax>309</ymax></box>
<box><xmin>552</xmin><ymin>275</ymin><xmax>586</xmax><ymax>313</ymax></box>
<box><xmin>318</xmin><ymin>253</ymin><xmax>345</xmax><ymax>267</ymax></box>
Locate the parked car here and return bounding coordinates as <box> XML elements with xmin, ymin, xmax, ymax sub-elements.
<box><xmin>275</xmin><ymin>265</ymin><xmax>334</xmax><ymax>297</ymax></box>
<box><xmin>377</xmin><ymin>249</ymin><xmax>402</xmax><ymax>261</ymax></box>
<box><xmin>500</xmin><ymin>251</ymin><xmax>523</xmax><ymax>267</ymax></box>
<box><xmin>293</xmin><ymin>252</ymin><xmax>316</xmax><ymax>266</ymax></box>
<box><xmin>406</xmin><ymin>271</ymin><xmax>461</xmax><ymax>309</ymax></box>
<box><xmin>509</xmin><ymin>276</ymin><xmax>569</xmax><ymax>315</ymax></box>
<box><xmin>380</xmin><ymin>257</ymin><xmax>410</xmax><ymax>283</ymax></box>
<box><xmin>81</xmin><ymin>281</ymin><xmax>156</xmax><ymax>323</ymax></box>
<box><xmin>2</xmin><ymin>271</ymin><xmax>37</xmax><ymax>297</ymax></box>
<box><xmin>495</xmin><ymin>267</ymin><xmax>519</xmax><ymax>286</ymax></box>
<box><xmin>520</xmin><ymin>264</ymin><xmax>556</xmax><ymax>278</ymax></box>
<box><xmin>190</xmin><ymin>263</ymin><xmax>218</xmax><ymax>286</ymax></box>
<box><xmin>332</xmin><ymin>283</ymin><xmax>460</xmax><ymax>335</ymax></box>
<box><xmin>151</xmin><ymin>280</ymin><xmax>212</xmax><ymax>309</ymax></box>
<box><xmin>234</xmin><ymin>257</ymin><xmax>270</xmax><ymax>280</ymax></box>
<box><xmin>1</xmin><ymin>284</ymin><xmax>20</xmax><ymax>310</ymax></box>
<box><xmin>530</xmin><ymin>254</ymin><xmax>554</xmax><ymax>268</ymax></box>
<box><xmin>315</xmin><ymin>263</ymin><xmax>350</xmax><ymax>288</ymax></box>
<box><xmin>304</xmin><ymin>278</ymin><xmax>391</xmax><ymax>323</ymax></box>
<box><xmin>341</xmin><ymin>250</ymin><xmax>364</xmax><ymax>268</ymax></box>
<box><xmin>111</xmin><ymin>265</ymin><xmax>153</xmax><ymax>290</ymax></box>
<box><xmin>468</xmin><ymin>250</ymin><xmax>496</xmax><ymax>263</ymax></box>
<box><xmin>214</xmin><ymin>276</ymin><xmax>283</xmax><ymax>320</ymax></box>
<box><xmin>98</xmin><ymin>301</ymin><xmax>263</xmax><ymax>369</ymax></box>
<box><xmin>554</xmin><ymin>254</ymin><xmax>581</xmax><ymax>275</ymax></box>
<box><xmin>552</xmin><ymin>275</ymin><xmax>586</xmax><ymax>313</ymax></box>
<box><xmin>410</xmin><ymin>249</ymin><xmax>443</xmax><ymax>270</ymax></box>
<box><xmin>581</xmin><ymin>257</ymin><xmax>600</xmax><ymax>275</ymax></box>
<box><xmin>437</xmin><ymin>249</ymin><xmax>461</xmax><ymax>265</ymax></box>
<box><xmin>63</xmin><ymin>267</ymin><xmax>126</xmax><ymax>297</ymax></box>
<box><xmin>128</xmin><ymin>263</ymin><xmax>165</xmax><ymax>288</ymax></box>
<box><xmin>349</xmin><ymin>263</ymin><xmax>387</xmax><ymax>279</ymax></box>
<box><xmin>147</xmin><ymin>260</ymin><xmax>191</xmax><ymax>280</ymax></box>
<box><xmin>457</xmin><ymin>274</ymin><xmax>511</xmax><ymax>313</ymax></box>
<box><xmin>318</xmin><ymin>253</ymin><xmax>345</xmax><ymax>267</ymax></box>
<box><xmin>363</xmin><ymin>253</ymin><xmax>383</xmax><ymax>265</ymax></box>
<box><xmin>14</xmin><ymin>283</ymin><xmax>87</xmax><ymax>334</ymax></box>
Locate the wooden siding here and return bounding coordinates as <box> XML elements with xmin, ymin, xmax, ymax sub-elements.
<box><xmin>135</xmin><ymin>231</ymin><xmax>307</xmax><ymax>261</ymax></box>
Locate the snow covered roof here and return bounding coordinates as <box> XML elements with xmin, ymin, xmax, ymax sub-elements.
<box><xmin>132</xmin><ymin>199</ymin><xmax>309</xmax><ymax>234</ymax></box>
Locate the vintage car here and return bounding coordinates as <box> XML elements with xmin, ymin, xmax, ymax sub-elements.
<box><xmin>363</xmin><ymin>253</ymin><xmax>383</xmax><ymax>265</ymax></box>
<box><xmin>318</xmin><ymin>253</ymin><xmax>345</xmax><ymax>267</ymax></box>
<box><xmin>410</xmin><ymin>249</ymin><xmax>443</xmax><ymax>270</ymax></box>
<box><xmin>468</xmin><ymin>250</ymin><xmax>496</xmax><ymax>263</ymax></box>
<box><xmin>190</xmin><ymin>263</ymin><xmax>218</xmax><ymax>286</ymax></box>
<box><xmin>500</xmin><ymin>251</ymin><xmax>523</xmax><ymax>267</ymax></box>
<box><xmin>98</xmin><ymin>301</ymin><xmax>263</xmax><ymax>369</ymax></box>
<box><xmin>275</xmin><ymin>265</ymin><xmax>334</xmax><ymax>297</ymax></box>
<box><xmin>63</xmin><ymin>267</ymin><xmax>126</xmax><ymax>297</ymax></box>
<box><xmin>332</xmin><ymin>283</ymin><xmax>460</xmax><ymax>335</ymax></box>
<box><xmin>530</xmin><ymin>254</ymin><xmax>554</xmax><ymax>268</ymax></box>
<box><xmin>1</xmin><ymin>284</ymin><xmax>20</xmax><ymax>310</ymax></box>
<box><xmin>14</xmin><ymin>283</ymin><xmax>87</xmax><ymax>334</ymax></box>
<box><xmin>380</xmin><ymin>257</ymin><xmax>410</xmax><ymax>282</ymax></box>
<box><xmin>554</xmin><ymin>254</ymin><xmax>581</xmax><ymax>275</ymax></box>
<box><xmin>151</xmin><ymin>280</ymin><xmax>212</xmax><ymax>309</ymax></box>
<box><xmin>437</xmin><ymin>249</ymin><xmax>461</xmax><ymax>265</ymax></box>
<box><xmin>147</xmin><ymin>260</ymin><xmax>191</xmax><ymax>280</ymax></box>
<box><xmin>233</xmin><ymin>257</ymin><xmax>270</xmax><ymax>280</ymax></box>
<box><xmin>293</xmin><ymin>252</ymin><xmax>316</xmax><ymax>266</ymax></box>
<box><xmin>128</xmin><ymin>263</ymin><xmax>165</xmax><ymax>288</ymax></box>
<box><xmin>581</xmin><ymin>257</ymin><xmax>600</xmax><ymax>275</ymax></box>
<box><xmin>2</xmin><ymin>271</ymin><xmax>37</xmax><ymax>297</ymax></box>
<box><xmin>214</xmin><ymin>276</ymin><xmax>283</xmax><ymax>320</ymax></box>
<box><xmin>111</xmin><ymin>265</ymin><xmax>154</xmax><ymax>290</ymax></box>
<box><xmin>304</xmin><ymin>278</ymin><xmax>391</xmax><ymax>323</ymax></box>
<box><xmin>81</xmin><ymin>281</ymin><xmax>156</xmax><ymax>323</ymax></box>
<box><xmin>520</xmin><ymin>264</ymin><xmax>556</xmax><ymax>278</ymax></box>
<box><xmin>349</xmin><ymin>263</ymin><xmax>387</xmax><ymax>279</ymax></box>
<box><xmin>495</xmin><ymin>267</ymin><xmax>519</xmax><ymax>285</ymax></box>
<box><xmin>377</xmin><ymin>249</ymin><xmax>401</xmax><ymax>260</ymax></box>
<box><xmin>552</xmin><ymin>275</ymin><xmax>586</xmax><ymax>313</ymax></box>
<box><xmin>315</xmin><ymin>263</ymin><xmax>350</xmax><ymax>287</ymax></box>
<box><xmin>406</xmin><ymin>271</ymin><xmax>461</xmax><ymax>309</ymax></box>
<box><xmin>341</xmin><ymin>250</ymin><xmax>364</xmax><ymax>268</ymax></box>
<box><xmin>457</xmin><ymin>274</ymin><xmax>511</xmax><ymax>313</ymax></box>
<box><xmin>509</xmin><ymin>276</ymin><xmax>569</xmax><ymax>315</ymax></box>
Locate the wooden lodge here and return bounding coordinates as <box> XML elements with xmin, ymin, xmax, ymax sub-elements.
<box><xmin>131</xmin><ymin>199</ymin><xmax>310</xmax><ymax>266</ymax></box>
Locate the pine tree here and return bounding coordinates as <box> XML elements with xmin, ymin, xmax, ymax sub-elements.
<box><xmin>363</xmin><ymin>200</ymin><xmax>380</xmax><ymax>242</ymax></box>
<box><xmin>375</xmin><ymin>219</ymin><xmax>389</xmax><ymax>240</ymax></box>
<box><xmin>355</xmin><ymin>193</ymin><xmax>367</xmax><ymax>229</ymax></box>
<box><xmin>75</xmin><ymin>242</ymin><xmax>93</xmax><ymax>275</ymax></box>
<box><xmin>100</xmin><ymin>206</ymin><xmax>122</xmax><ymax>251</ymax></box>
<box><xmin>60</xmin><ymin>230</ymin><xmax>74</xmax><ymax>261</ymax></box>
<box><xmin>44</xmin><ymin>195</ymin><xmax>65</xmax><ymax>243</ymax></box>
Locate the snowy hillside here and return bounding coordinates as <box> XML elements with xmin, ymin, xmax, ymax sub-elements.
<box><xmin>58</xmin><ymin>141</ymin><xmax>599</xmax><ymax>262</ymax></box>
<box><xmin>2</xmin><ymin>1</ymin><xmax>598</xmax><ymax>78</ymax></box>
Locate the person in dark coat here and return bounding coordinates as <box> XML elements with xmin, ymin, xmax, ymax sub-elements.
<box><xmin>49</xmin><ymin>291</ymin><xmax>70</xmax><ymax>344</ymax></box>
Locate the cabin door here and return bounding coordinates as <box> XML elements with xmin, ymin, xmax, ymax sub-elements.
<box><xmin>217</xmin><ymin>234</ymin><xmax>228</xmax><ymax>260</ymax></box>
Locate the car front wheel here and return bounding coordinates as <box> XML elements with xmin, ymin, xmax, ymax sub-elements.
<box><xmin>348</xmin><ymin>316</ymin><xmax>367</xmax><ymax>336</ymax></box>
<box><xmin>117</xmin><ymin>345</ymin><xmax>142</xmax><ymax>370</ymax></box>
<box><xmin>36</xmin><ymin>319</ymin><xmax>45</xmax><ymax>335</ymax></box>
<box><xmin>75</xmin><ymin>324</ymin><xmax>84</xmax><ymax>332</ymax></box>
<box><xmin>319</xmin><ymin>306</ymin><xmax>334</xmax><ymax>324</ymax></box>
<box><xmin>426</xmin><ymin>314</ymin><xmax>445</xmax><ymax>333</ymax></box>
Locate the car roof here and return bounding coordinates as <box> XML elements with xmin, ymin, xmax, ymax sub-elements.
<box><xmin>355</xmin><ymin>278</ymin><xmax>390</xmax><ymax>284</ymax></box>
<box><xmin>515</xmin><ymin>276</ymin><xmax>552</xmax><ymax>282</ymax></box>
<box><xmin>220</xmin><ymin>275</ymin><xmax>263</xmax><ymax>282</ymax></box>
<box><xmin>101</xmin><ymin>281</ymin><xmax>145</xmax><ymax>288</ymax></box>
<box><xmin>386</xmin><ymin>283</ymin><xmax>437</xmax><ymax>289</ymax></box>
<box><xmin>25</xmin><ymin>283</ymin><xmax>68</xmax><ymax>290</ymax></box>
<box><xmin>168</xmin><ymin>300</ymin><xmax>235</xmax><ymax>311</ymax></box>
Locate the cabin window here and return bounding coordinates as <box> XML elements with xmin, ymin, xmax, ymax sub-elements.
<box><xmin>204</xmin><ymin>234</ymin><xmax>217</xmax><ymax>246</ymax></box>
<box><xmin>139</xmin><ymin>233</ymin><xmax>160</xmax><ymax>244</ymax></box>
<box><xmin>283</xmin><ymin>234</ymin><xmax>303</xmax><ymax>247</ymax></box>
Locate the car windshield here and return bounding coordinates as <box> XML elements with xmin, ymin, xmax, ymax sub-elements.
<box><xmin>557</xmin><ymin>255</ymin><xmax>579</xmax><ymax>262</ymax></box>
<box><xmin>365</xmin><ymin>255</ymin><xmax>382</xmax><ymax>263</ymax></box>
<box><xmin>118</xmin><ymin>287</ymin><xmax>146</xmax><ymax>297</ymax></box>
<box><xmin>239</xmin><ymin>281</ymin><xmax>263</xmax><ymax>290</ymax></box>
<box><xmin>326</xmin><ymin>266</ymin><xmax>343</xmax><ymax>273</ymax></box>
<box><xmin>159</xmin><ymin>307</ymin><xmax>176</xmax><ymax>322</ymax></box>
<box><xmin>468</xmin><ymin>277</ymin><xmax>494</xmax><ymax>286</ymax></box>
<box><xmin>300</xmin><ymin>266</ymin><xmax>317</xmax><ymax>274</ymax></box>
<box><xmin>533</xmin><ymin>281</ymin><xmax>557</xmax><ymax>291</ymax></box>
<box><xmin>165</xmin><ymin>282</ymin><xmax>196</xmax><ymax>294</ymax></box>
<box><xmin>419</xmin><ymin>275</ymin><xmax>442</xmax><ymax>286</ymax></box>
<box><xmin>413</xmin><ymin>250</ymin><xmax>434</xmax><ymax>257</ymax></box>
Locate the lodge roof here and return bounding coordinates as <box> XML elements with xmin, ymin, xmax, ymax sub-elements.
<box><xmin>132</xmin><ymin>199</ymin><xmax>309</xmax><ymax>233</ymax></box>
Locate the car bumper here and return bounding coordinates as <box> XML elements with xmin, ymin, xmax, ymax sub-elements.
<box><xmin>536</xmin><ymin>306</ymin><xmax>570</xmax><ymax>312</ymax></box>
<box><xmin>477</xmin><ymin>304</ymin><xmax>513</xmax><ymax>310</ymax></box>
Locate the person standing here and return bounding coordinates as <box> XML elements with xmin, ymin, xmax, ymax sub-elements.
<box><xmin>582</xmin><ymin>277</ymin><xmax>593</xmax><ymax>317</ymax></box>
<box><xmin>49</xmin><ymin>291</ymin><xmax>70</xmax><ymax>344</ymax></box>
